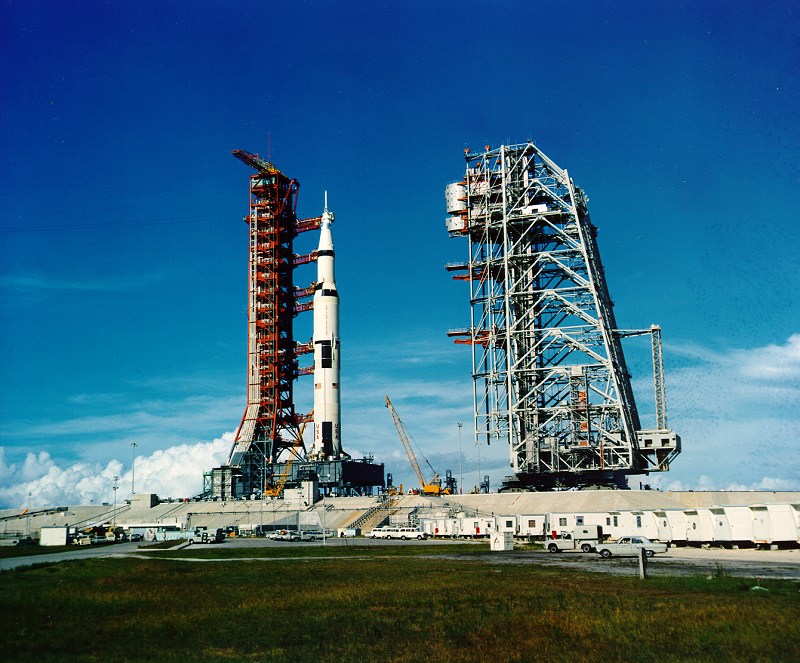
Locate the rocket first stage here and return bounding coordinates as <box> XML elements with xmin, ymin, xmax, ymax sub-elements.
<box><xmin>311</xmin><ymin>197</ymin><xmax>344</xmax><ymax>459</ymax></box>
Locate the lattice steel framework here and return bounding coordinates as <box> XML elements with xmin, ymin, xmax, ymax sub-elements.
<box><xmin>446</xmin><ymin>143</ymin><xmax>680</xmax><ymax>490</ymax></box>
<box><xmin>226</xmin><ymin>150</ymin><xmax>319</xmax><ymax>496</ymax></box>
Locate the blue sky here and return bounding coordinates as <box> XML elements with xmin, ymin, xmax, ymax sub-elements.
<box><xmin>1</xmin><ymin>1</ymin><xmax>798</xmax><ymax>507</ymax></box>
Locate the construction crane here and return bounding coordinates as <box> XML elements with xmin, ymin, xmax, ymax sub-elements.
<box><xmin>263</xmin><ymin>414</ymin><xmax>312</xmax><ymax>498</ymax></box>
<box><xmin>385</xmin><ymin>396</ymin><xmax>451</xmax><ymax>496</ymax></box>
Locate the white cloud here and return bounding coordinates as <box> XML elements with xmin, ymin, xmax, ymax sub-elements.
<box><xmin>0</xmin><ymin>433</ymin><xmax>232</xmax><ymax>509</ymax></box>
<box><xmin>652</xmin><ymin>474</ymin><xmax>800</xmax><ymax>492</ymax></box>
<box><xmin>659</xmin><ymin>333</ymin><xmax>800</xmax><ymax>489</ymax></box>
<box><xmin>2</xmin><ymin>334</ymin><xmax>796</xmax><ymax>508</ymax></box>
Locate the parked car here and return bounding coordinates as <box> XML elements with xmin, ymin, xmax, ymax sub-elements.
<box><xmin>595</xmin><ymin>536</ymin><xmax>668</xmax><ymax>558</ymax></box>
<box><xmin>299</xmin><ymin>530</ymin><xmax>323</xmax><ymax>541</ymax></box>
<box><xmin>272</xmin><ymin>530</ymin><xmax>300</xmax><ymax>541</ymax></box>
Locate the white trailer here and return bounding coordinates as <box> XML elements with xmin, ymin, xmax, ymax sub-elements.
<box><xmin>419</xmin><ymin>517</ymin><xmax>459</xmax><ymax>538</ymax></box>
<box><xmin>39</xmin><ymin>526</ymin><xmax>69</xmax><ymax>546</ymax></box>
<box><xmin>546</xmin><ymin>512</ymin><xmax>609</xmax><ymax>538</ymax></box>
<box><xmin>457</xmin><ymin>516</ymin><xmax>494</xmax><ymax>538</ymax></box>
<box><xmin>664</xmin><ymin>510</ymin><xmax>689</xmax><ymax>545</ymax></box>
<box><xmin>627</xmin><ymin>511</ymin><xmax>660</xmax><ymax>540</ymax></box>
<box><xmin>750</xmin><ymin>504</ymin><xmax>798</xmax><ymax>546</ymax></box>
<box><xmin>653</xmin><ymin>510</ymin><xmax>674</xmax><ymax>542</ymax></box>
<box><xmin>495</xmin><ymin>516</ymin><xmax>518</xmax><ymax>535</ymax></box>
<box><xmin>516</xmin><ymin>514</ymin><xmax>546</xmax><ymax>539</ymax></box>
<box><xmin>709</xmin><ymin>508</ymin><xmax>732</xmax><ymax>544</ymax></box>
<box><xmin>710</xmin><ymin>506</ymin><xmax>754</xmax><ymax>547</ymax></box>
<box><xmin>684</xmin><ymin>509</ymin><xmax>715</xmax><ymax>544</ymax></box>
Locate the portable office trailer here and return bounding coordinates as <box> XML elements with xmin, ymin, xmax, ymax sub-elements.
<box><xmin>419</xmin><ymin>517</ymin><xmax>459</xmax><ymax>538</ymax></box>
<box><xmin>710</xmin><ymin>508</ymin><xmax>732</xmax><ymax>544</ymax></box>
<box><xmin>684</xmin><ymin>509</ymin><xmax>715</xmax><ymax>544</ymax></box>
<box><xmin>710</xmin><ymin>506</ymin><xmax>755</xmax><ymax>547</ymax></box>
<box><xmin>793</xmin><ymin>504</ymin><xmax>800</xmax><ymax>545</ymax></box>
<box><xmin>457</xmin><ymin>516</ymin><xmax>494</xmax><ymax>538</ymax></box>
<box><xmin>750</xmin><ymin>504</ymin><xmax>798</xmax><ymax>545</ymax></box>
<box><xmin>653</xmin><ymin>511</ymin><xmax>674</xmax><ymax>542</ymax></box>
<box><xmin>664</xmin><ymin>510</ymin><xmax>689</xmax><ymax>545</ymax></box>
<box><xmin>547</xmin><ymin>511</ymin><xmax>608</xmax><ymax>537</ymax></box>
<box><xmin>495</xmin><ymin>516</ymin><xmax>518</xmax><ymax>535</ymax></box>
<box><xmin>626</xmin><ymin>511</ymin><xmax>660</xmax><ymax>539</ymax></box>
<box><xmin>516</xmin><ymin>514</ymin><xmax>546</xmax><ymax>539</ymax></box>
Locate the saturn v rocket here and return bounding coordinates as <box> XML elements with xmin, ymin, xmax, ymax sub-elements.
<box><xmin>310</xmin><ymin>198</ymin><xmax>344</xmax><ymax>459</ymax></box>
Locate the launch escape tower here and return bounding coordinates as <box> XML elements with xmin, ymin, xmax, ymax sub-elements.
<box><xmin>207</xmin><ymin>150</ymin><xmax>383</xmax><ymax>499</ymax></box>
<box><xmin>445</xmin><ymin>143</ymin><xmax>681</xmax><ymax>491</ymax></box>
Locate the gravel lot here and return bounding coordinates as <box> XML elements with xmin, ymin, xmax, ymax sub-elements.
<box><xmin>468</xmin><ymin>546</ymin><xmax>800</xmax><ymax>580</ymax></box>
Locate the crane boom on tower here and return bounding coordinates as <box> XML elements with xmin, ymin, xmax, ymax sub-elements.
<box><xmin>231</xmin><ymin>149</ymin><xmax>281</xmax><ymax>175</ymax></box>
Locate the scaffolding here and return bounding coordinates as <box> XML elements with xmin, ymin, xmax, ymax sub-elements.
<box><xmin>445</xmin><ymin>143</ymin><xmax>680</xmax><ymax>490</ymax></box>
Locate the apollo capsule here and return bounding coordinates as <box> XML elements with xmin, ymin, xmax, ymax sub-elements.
<box><xmin>311</xmin><ymin>198</ymin><xmax>343</xmax><ymax>459</ymax></box>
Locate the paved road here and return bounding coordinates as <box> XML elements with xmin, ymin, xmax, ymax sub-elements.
<box><xmin>0</xmin><ymin>541</ymin><xmax>148</xmax><ymax>571</ymax></box>
<box><xmin>3</xmin><ymin>539</ymin><xmax>799</xmax><ymax>579</ymax></box>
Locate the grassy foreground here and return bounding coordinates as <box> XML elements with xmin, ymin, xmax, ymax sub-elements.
<box><xmin>1</xmin><ymin>549</ymin><xmax>798</xmax><ymax>662</ymax></box>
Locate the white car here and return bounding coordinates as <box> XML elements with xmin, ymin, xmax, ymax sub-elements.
<box><xmin>595</xmin><ymin>536</ymin><xmax>668</xmax><ymax>558</ymax></box>
<box><xmin>272</xmin><ymin>529</ymin><xmax>300</xmax><ymax>541</ymax></box>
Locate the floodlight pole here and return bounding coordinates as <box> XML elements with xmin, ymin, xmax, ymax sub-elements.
<box><xmin>112</xmin><ymin>476</ymin><xmax>119</xmax><ymax>529</ymax></box>
<box><xmin>457</xmin><ymin>423</ymin><xmax>463</xmax><ymax>495</ymax></box>
<box><xmin>131</xmin><ymin>442</ymin><xmax>138</xmax><ymax>495</ymax></box>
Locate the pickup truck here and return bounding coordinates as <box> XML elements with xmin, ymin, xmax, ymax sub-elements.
<box><xmin>595</xmin><ymin>536</ymin><xmax>668</xmax><ymax>558</ymax></box>
<box><xmin>188</xmin><ymin>528</ymin><xmax>226</xmax><ymax>544</ymax></box>
<box><xmin>545</xmin><ymin>535</ymin><xmax>596</xmax><ymax>553</ymax></box>
<box><xmin>545</xmin><ymin>526</ymin><xmax>603</xmax><ymax>553</ymax></box>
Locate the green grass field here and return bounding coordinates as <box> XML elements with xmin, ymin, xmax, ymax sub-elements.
<box><xmin>1</xmin><ymin>546</ymin><xmax>798</xmax><ymax>662</ymax></box>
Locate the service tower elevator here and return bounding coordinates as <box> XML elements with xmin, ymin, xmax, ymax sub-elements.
<box><xmin>445</xmin><ymin>143</ymin><xmax>681</xmax><ymax>490</ymax></box>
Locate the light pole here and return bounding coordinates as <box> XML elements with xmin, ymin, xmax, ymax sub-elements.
<box><xmin>457</xmin><ymin>423</ymin><xmax>463</xmax><ymax>495</ymax></box>
<box><xmin>26</xmin><ymin>492</ymin><xmax>32</xmax><ymax>537</ymax></box>
<box><xmin>131</xmin><ymin>442</ymin><xmax>138</xmax><ymax>495</ymax></box>
<box><xmin>112</xmin><ymin>476</ymin><xmax>119</xmax><ymax>529</ymax></box>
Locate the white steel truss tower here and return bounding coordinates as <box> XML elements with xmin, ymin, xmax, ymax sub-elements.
<box><xmin>445</xmin><ymin>143</ymin><xmax>680</xmax><ymax>490</ymax></box>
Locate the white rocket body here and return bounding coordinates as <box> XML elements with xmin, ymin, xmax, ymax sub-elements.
<box><xmin>311</xmin><ymin>202</ymin><xmax>343</xmax><ymax>459</ymax></box>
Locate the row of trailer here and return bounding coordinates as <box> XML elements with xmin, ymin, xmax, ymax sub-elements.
<box><xmin>419</xmin><ymin>502</ymin><xmax>800</xmax><ymax>548</ymax></box>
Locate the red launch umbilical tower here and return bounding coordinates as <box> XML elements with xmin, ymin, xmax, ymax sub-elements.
<box><xmin>224</xmin><ymin>150</ymin><xmax>320</xmax><ymax>497</ymax></box>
